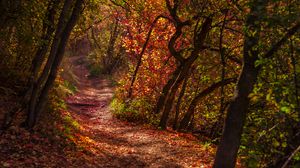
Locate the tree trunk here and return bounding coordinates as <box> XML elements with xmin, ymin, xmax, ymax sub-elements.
<box><xmin>213</xmin><ymin>1</ymin><xmax>266</xmax><ymax>167</ymax></box>
<box><xmin>214</xmin><ymin>16</ymin><xmax>300</xmax><ymax>168</ymax></box>
<box><xmin>105</xmin><ymin>17</ymin><xmax>120</xmax><ymax>74</ymax></box>
<box><xmin>213</xmin><ymin>66</ymin><xmax>259</xmax><ymax>168</ymax></box>
<box><xmin>156</xmin><ymin>18</ymin><xmax>212</xmax><ymax>129</ymax></box>
<box><xmin>179</xmin><ymin>78</ymin><xmax>236</xmax><ymax>131</ymax></box>
<box><xmin>26</xmin><ymin>0</ymin><xmax>74</xmax><ymax>128</ymax></box>
<box><xmin>25</xmin><ymin>0</ymin><xmax>84</xmax><ymax>129</ymax></box>
<box><xmin>154</xmin><ymin>65</ymin><xmax>182</xmax><ymax>114</ymax></box>
<box><xmin>1</xmin><ymin>0</ymin><xmax>59</xmax><ymax>131</ymax></box>
<box><xmin>26</xmin><ymin>0</ymin><xmax>59</xmax><ymax>100</ymax></box>
<box><xmin>30</xmin><ymin>0</ymin><xmax>59</xmax><ymax>82</ymax></box>
<box><xmin>159</xmin><ymin>66</ymin><xmax>188</xmax><ymax>129</ymax></box>
<box><xmin>173</xmin><ymin>72</ymin><xmax>189</xmax><ymax>130</ymax></box>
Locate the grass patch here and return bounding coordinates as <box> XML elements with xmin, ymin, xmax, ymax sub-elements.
<box><xmin>64</xmin><ymin>80</ymin><xmax>77</xmax><ymax>94</ymax></box>
<box><xmin>64</xmin><ymin>115</ymin><xmax>80</xmax><ymax>130</ymax></box>
<box><xmin>43</xmin><ymin>77</ymin><xmax>81</xmax><ymax>144</ymax></box>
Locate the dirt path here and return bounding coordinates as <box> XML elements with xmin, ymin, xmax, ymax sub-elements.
<box><xmin>65</xmin><ymin>55</ymin><xmax>214</xmax><ymax>168</ymax></box>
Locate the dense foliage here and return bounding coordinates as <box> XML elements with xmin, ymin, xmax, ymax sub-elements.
<box><xmin>107</xmin><ymin>0</ymin><xmax>300</xmax><ymax>167</ymax></box>
<box><xmin>0</xmin><ymin>0</ymin><xmax>300</xmax><ymax>167</ymax></box>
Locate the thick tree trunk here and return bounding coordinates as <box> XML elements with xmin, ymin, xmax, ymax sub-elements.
<box><xmin>213</xmin><ymin>66</ymin><xmax>259</xmax><ymax>168</ymax></box>
<box><xmin>26</xmin><ymin>0</ymin><xmax>74</xmax><ymax>128</ymax></box>
<box><xmin>156</xmin><ymin>18</ymin><xmax>212</xmax><ymax>129</ymax></box>
<box><xmin>154</xmin><ymin>65</ymin><xmax>182</xmax><ymax>114</ymax></box>
<box><xmin>26</xmin><ymin>0</ymin><xmax>59</xmax><ymax>100</ymax></box>
<box><xmin>213</xmin><ymin>1</ymin><xmax>266</xmax><ymax>167</ymax></box>
<box><xmin>159</xmin><ymin>66</ymin><xmax>188</xmax><ymax>129</ymax></box>
<box><xmin>25</xmin><ymin>0</ymin><xmax>84</xmax><ymax>128</ymax></box>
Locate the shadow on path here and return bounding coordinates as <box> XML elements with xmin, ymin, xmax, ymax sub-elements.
<box><xmin>65</xmin><ymin>55</ymin><xmax>212</xmax><ymax>168</ymax></box>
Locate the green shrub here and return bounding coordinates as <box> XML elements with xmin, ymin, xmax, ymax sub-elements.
<box><xmin>89</xmin><ymin>64</ymin><xmax>102</xmax><ymax>77</ymax></box>
<box><xmin>110</xmin><ymin>98</ymin><xmax>158</xmax><ymax>125</ymax></box>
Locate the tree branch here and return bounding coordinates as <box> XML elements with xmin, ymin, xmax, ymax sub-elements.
<box><xmin>128</xmin><ymin>15</ymin><xmax>169</xmax><ymax>98</ymax></box>
<box><xmin>109</xmin><ymin>0</ymin><xmax>130</xmax><ymax>11</ymax></box>
<box><xmin>281</xmin><ymin>144</ymin><xmax>300</xmax><ymax>168</ymax></box>
<box><xmin>264</xmin><ymin>22</ymin><xmax>300</xmax><ymax>59</ymax></box>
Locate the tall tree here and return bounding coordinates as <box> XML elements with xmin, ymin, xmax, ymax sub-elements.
<box><xmin>25</xmin><ymin>0</ymin><xmax>85</xmax><ymax>129</ymax></box>
<box><xmin>155</xmin><ymin>0</ymin><xmax>213</xmax><ymax>129</ymax></box>
<box><xmin>213</xmin><ymin>0</ymin><xmax>300</xmax><ymax>167</ymax></box>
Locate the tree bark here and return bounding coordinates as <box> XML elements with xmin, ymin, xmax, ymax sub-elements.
<box><xmin>30</xmin><ymin>0</ymin><xmax>59</xmax><ymax>83</ymax></box>
<box><xmin>157</xmin><ymin>18</ymin><xmax>212</xmax><ymax>129</ymax></box>
<box><xmin>173</xmin><ymin>72</ymin><xmax>189</xmax><ymax>130</ymax></box>
<box><xmin>26</xmin><ymin>0</ymin><xmax>59</xmax><ymax>100</ymax></box>
<box><xmin>179</xmin><ymin>78</ymin><xmax>236</xmax><ymax>131</ymax></box>
<box><xmin>26</xmin><ymin>0</ymin><xmax>74</xmax><ymax>128</ymax></box>
<box><xmin>213</xmin><ymin>18</ymin><xmax>300</xmax><ymax>168</ymax></box>
<box><xmin>159</xmin><ymin>66</ymin><xmax>188</xmax><ymax>129</ymax></box>
<box><xmin>213</xmin><ymin>1</ymin><xmax>266</xmax><ymax>167</ymax></box>
<box><xmin>154</xmin><ymin>65</ymin><xmax>182</xmax><ymax>114</ymax></box>
<box><xmin>218</xmin><ymin>10</ymin><xmax>228</xmax><ymax>123</ymax></box>
<box><xmin>1</xmin><ymin>0</ymin><xmax>59</xmax><ymax>131</ymax></box>
<box><xmin>213</xmin><ymin>55</ymin><xmax>260</xmax><ymax>168</ymax></box>
<box><xmin>25</xmin><ymin>0</ymin><xmax>84</xmax><ymax>129</ymax></box>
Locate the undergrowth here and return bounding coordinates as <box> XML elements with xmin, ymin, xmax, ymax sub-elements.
<box><xmin>88</xmin><ymin>64</ymin><xmax>102</xmax><ymax>77</ymax></box>
<box><xmin>46</xmin><ymin>77</ymin><xmax>80</xmax><ymax>144</ymax></box>
<box><xmin>110</xmin><ymin>97</ymin><xmax>159</xmax><ymax>125</ymax></box>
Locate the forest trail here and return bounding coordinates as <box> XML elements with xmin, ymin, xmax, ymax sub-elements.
<box><xmin>64</xmin><ymin>55</ymin><xmax>214</xmax><ymax>168</ymax></box>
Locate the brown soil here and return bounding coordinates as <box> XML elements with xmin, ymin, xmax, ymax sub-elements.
<box><xmin>65</xmin><ymin>55</ymin><xmax>215</xmax><ymax>168</ymax></box>
<box><xmin>0</xmin><ymin>55</ymin><xmax>218</xmax><ymax>168</ymax></box>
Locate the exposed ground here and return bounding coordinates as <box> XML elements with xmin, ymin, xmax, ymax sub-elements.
<box><xmin>0</xmin><ymin>55</ymin><xmax>225</xmax><ymax>168</ymax></box>
<box><xmin>64</xmin><ymin>55</ymin><xmax>215</xmax><ymax>167</ymax></box>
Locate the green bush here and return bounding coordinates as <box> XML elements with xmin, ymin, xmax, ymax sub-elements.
<box><xmin>89</xmin><ymin>64</ymin><xmax>102</xmax><ymax>77</ymax></box>
<box><xmin>110</xmin><ymin>98</ymin><xmax>158</xmax><ymax>125</ymax></box>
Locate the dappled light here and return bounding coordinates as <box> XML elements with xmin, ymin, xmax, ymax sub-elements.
<box><xmin>1</xmin><ymin>0</ymin><xmax>300</xmax><ymax>167</ymax></box>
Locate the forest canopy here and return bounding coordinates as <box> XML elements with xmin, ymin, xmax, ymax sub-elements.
<box><xmin>0</xmin><ymin>0</ymin><xmax>300</xmax><ymax>167</ymax></box>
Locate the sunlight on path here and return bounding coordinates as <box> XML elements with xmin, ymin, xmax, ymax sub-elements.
<box><xmin>65</xmin><ymin>55</ymin><xmax>215</xmax><ymax>168</ymax></box>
